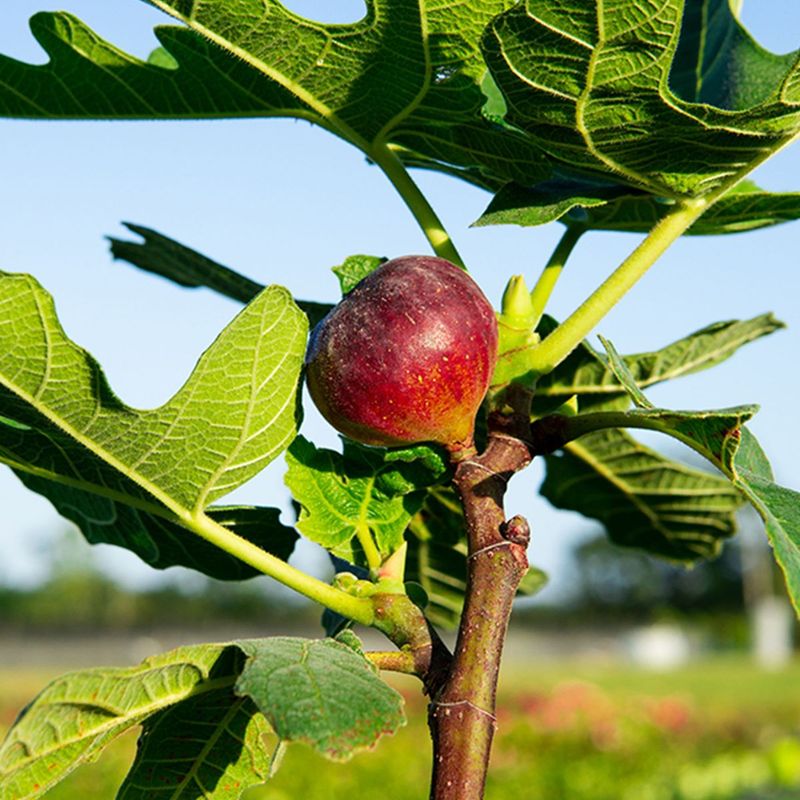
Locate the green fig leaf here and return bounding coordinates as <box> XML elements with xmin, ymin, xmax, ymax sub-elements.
<box><xmin>348</xmin><ymin>440</ymin><xmax>451</xmax><ymax>497</ymax></box>
<box><xmin>117</xmin><ymin>690</ymin><xmax>272</xmax><ymax>800</ymax></box>
<box><xmin>0</xmin><ymin>636</ymin><xmax>406</xmax><ymax>799</ymax></box>
<box><xmin>732</xmin><ymin>431</ymin><xmax>800</xmax><ymax>614</ymax></box>
<box><xmin>235</xmin><ymin>637</ymin><xmax>405</xmax><ymax>761</ymax></box>
<box><xmin>0</xmin><ymin>643</ymin><xmax>234</xmax><ymax>800</ymax></box>
<box><xmin>332</xmin><ymin>255</ymin><xmax>386</xmax><ymax>296</ymax></box>
<box><xmin>474</xmin><ymin>175</ymin><xmax>638</xmax><ymax>230</ymax></box>
<box><xmin>109</xmin><ymin>222</ymin><xmax>264</xmax><ymax>303</ymax></box>
<box><xmin>284</xmin><ymin>435</ymin><xmax>443</xmax><ymax>564</ymax></box>
<box><xmin>0</xmin><ymin>272</ymin><xmax>306</xmax><ymax>577</ymax></box>
<box><xmin>532</xmin><ymin>313</ymin><xmax>783</xmax><ymax>416</ymax></box>
<box><xmin>542</xmin><ymin>429</ymin><xmax>744</xmax><ymax>562</ymax></box>
<box><xmin>670</xmin><ymin>0</ymin><xmax>796</xmax><ymax>109</ymax></box>
<box><xmin>588</xmin><ymin>182</ymin><xmax>800</xmax><ymax>235</ymax></box>
<box><xmin>482</xmin><ymin>0</ymin><xmax>800</xmax><ymax>198</ymax></box>
<box><xmin>7</xmin><ymin>478</ymin><xmax>298</xmax><ymax>580</ymax></box>
<box><xmin>561</xmin><ymin>339</ymin><xmax>800</xmax><ymax>611</ymax></box>
<box><xmin>0</xmin><ymin>2</ymin><xmax>548</xmax><ymax>189</ymax></box>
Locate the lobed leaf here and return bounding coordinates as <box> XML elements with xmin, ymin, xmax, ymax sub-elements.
<box><xmin>482</xmin><ymin>0</ymin><xmax>800</xmax><ymax>198</ymax></box>
<box><xmin>117</xmin><ymin>690</ymin><xmax>271</xmax><ymax>800</ymax></box>
<box><xmin>109</xmin><ymin>223</ymin><xmax>264</xmax><ymax>304</ymax></box>
<box><xmin>0</xmin><ymin>2</ymin><xmax>548</xmax><ymax>189</ymax></box>
<box><xmin>235</xmin><ymin>636</ymin><xmax>405</xmax><ymax>761</ymax></box>
<box><xmin>670</xmin><ymin>0</ymin><xmax>797</xmax><ymax>110</ymax></box>
<box><xmin>0</xmin><ymin>271</ymin><xmax>306</xmax><ymax>577</ymax></box>
<box><xmin>284</xmin><ymin>435</ymin><xmax>440</xmax><ymax>564</ymax></box>
<box><xmin>384</xmin><ymin>0</ymin><xmax>549</xmax><ymax>188</ymax></box>
<box><xmin>598</xmin><ymin>336</ymin><xmax>758</xmax><ymax>471</ymax></box>
<box><xmin>9</xmin><ymin>478</ymin><xmax>297</xmax><ymax>580</ymax></box>
<box><xmin>586</xmin><ymin>182</ymin><xmax>800</xmax><ymax>236</ymax></box>
<box><xmin>542</xmin><ymin>429</ymin><xmax>743</xmax><ymax>562</ymax></box>
<box><xmin>572</xmin><ymin>340</ymin><xmax>800</xmax><ymax>611</ymax></box>
<box><xmin>0</xmin><ymin>635</ymin><xmax>406</xmax><ymax>799</ymax></box>
<box><xmin>0</xmin><ymin>643</ymin><xmax>232</xmax><ymax>800</ymax></box>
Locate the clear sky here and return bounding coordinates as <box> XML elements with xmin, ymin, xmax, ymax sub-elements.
<box><xmin>1</xmin><ymin>1</ymin><xmax>800</xmax><ymax>602</ymax></box>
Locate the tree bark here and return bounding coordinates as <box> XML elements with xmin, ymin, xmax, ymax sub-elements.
<box><xmin>428</xmin><ymin>428</ymin><xmax>533</xmax><ymax>800</ymax></box>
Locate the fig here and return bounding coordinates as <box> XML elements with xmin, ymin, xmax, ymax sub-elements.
<box><xmin>305</xmin><ymin>255</ymin><xmax>498</xmax><ymax>456</ymax></box>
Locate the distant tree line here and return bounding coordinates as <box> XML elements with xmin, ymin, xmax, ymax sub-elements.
<box><xmin>0</xmin><ymin>529</ymin><xmax>316</xmax><ymax>631</ymax></box>
<box><xmin>3</xmin><ymin>526</ymin><xmax>791</xmax><ymax>634</ymax></box>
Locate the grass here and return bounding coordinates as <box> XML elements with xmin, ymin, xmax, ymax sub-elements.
<box><xmin>1</xmin><ymin>657</ymin><xmax>799</xmax><ymax>799</ymax></box>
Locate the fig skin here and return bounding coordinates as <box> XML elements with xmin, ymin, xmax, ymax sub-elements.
<box><xmin>305</xmin><ymin>255</ymin><xmax>498</xmax><ymax>454</ymax></box>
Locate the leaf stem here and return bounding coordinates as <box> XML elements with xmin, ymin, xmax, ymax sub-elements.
<box><xmin>529</xmin><ymin>408</ymin><xmax>755</xmax><ymax>477</ymax></box>
<box><xmin>529</xmin><ymin>225</ymin><xmax>585</xmax><ymax>329</ymax></box>
<box><xmin>528</xmin><ymin>199</ymin><xmax>708</xmax><ymax>376</ymax></box>
<box><xmin>365</xmin><ymin>650</ymin><xmax>418</xmax><ymax>674</ymax></box>
<box><xmin>370</xmin><ymin>143</ymin><xmax>466</xmax><ymax>268</ymax></box>
<box><xmin>189</xmin><ymin>511</ymin><xmax>375</xmax><ymax>625</ymax></box>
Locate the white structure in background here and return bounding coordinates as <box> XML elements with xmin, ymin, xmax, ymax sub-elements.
<box><xmin>625</xmin><ymin>624</ymin><xmax>692</xmax><ymax>670</ymax></box>
<box><xmin>741</xmin><ymin>518</ymin><xmax>794</xmax><ymax>670</ymax></box>
<box><xmin>753</xmin><ymin>596</ymin><xmax>794</xmax><ymax>670</ymax></box>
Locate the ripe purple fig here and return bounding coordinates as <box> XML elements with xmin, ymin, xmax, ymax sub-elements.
<box><xmin>305</xmin><ymin>255</ymin><xmax>498</xmax><ymax>457</ymax></box>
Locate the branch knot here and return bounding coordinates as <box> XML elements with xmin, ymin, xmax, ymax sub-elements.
<box><xmin>500</xmin><ymin>515</ymin><xmax>530</xmax><ymax>547</ymax></box>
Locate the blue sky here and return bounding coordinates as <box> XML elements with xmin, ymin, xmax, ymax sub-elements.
<box><xmin>1</xmin><ymin>1</ymin><xmax>800</xmax><ymax>601</ymax></box>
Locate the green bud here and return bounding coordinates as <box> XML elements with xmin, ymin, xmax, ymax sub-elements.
<box><xmin>333</xmin><ymin>572</ymin><xmax>359</xmax><ymax>591</ymax></box>
<box><xmin>500</xmin><ymin>275</ymin><xmax>535</xmax><ymax>328</ymax></box>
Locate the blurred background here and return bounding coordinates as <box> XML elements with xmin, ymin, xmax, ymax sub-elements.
<box><xmin>1</xmin><ymin>2</ymin><xmax>800</xmax><ymax>798</ymax></box>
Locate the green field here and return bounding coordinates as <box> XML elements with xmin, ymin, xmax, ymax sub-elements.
<box><xmin>2</xmin><ymin>658</ymin><xmax>799</xmax><ymax>799</ymax></box>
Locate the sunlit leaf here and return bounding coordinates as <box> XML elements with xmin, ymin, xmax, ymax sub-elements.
<box><xmin>332</xmin><ymin>255</ymin><xmax>385</xmax><ymax>296</ymax></box>
<box><xmin>568</xmin><ymin>340</ymin><xmax>800</xmax><ymax>611</ymax></box>
<box><xmin>483</xmin><ymin>0</ymin><xmax>800</xmax><ymax>197</ymax></box>
<box><xmin>0</xmin><ymin>635</ymin><xmax>406</xmax><ymax>799</ymax></box>
<box><xmin>0</xmin><ymin>2</ymin><xmax>548</xmax><ymax>188</ymax></box>
<box><xmin>532</xmin><ymin>313</ymin><xmax>782</xmax><ymax>416</ymax></box>
<box><xmin>0</xmin><ymin>644</ymin><xmax>233</xmax><ymax>800</ymax></box>
<box><xmin>284</xmin><ymin>436</ymin><xmax>444</xmax><ymax>564</ymax></box>
<box><xmin>0</xmin><ymin>271</ymin><xmax>306</xmax><ymax>577</ymax></box>
<box><xmin>7</xmin><ymin>480</ymin><xmax>298</xmax><ymax>580</ymax></box>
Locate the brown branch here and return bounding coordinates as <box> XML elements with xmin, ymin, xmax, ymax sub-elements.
<box><xmin>428</xmin><ymin>403</ymin><xmax>534</xmax><ymax>800</ymax></box>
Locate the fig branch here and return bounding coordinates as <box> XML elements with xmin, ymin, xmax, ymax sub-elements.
<box><xmin>429</xmin><ymin>401</ymin><xmax>534</xmax><ymax>800</ymax></box>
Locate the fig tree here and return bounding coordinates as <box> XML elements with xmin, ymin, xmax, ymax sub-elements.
<box><xmin>305</xmin><ymin>255</ymin><xmax>498</xmax><ymax>457</ymax></box>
